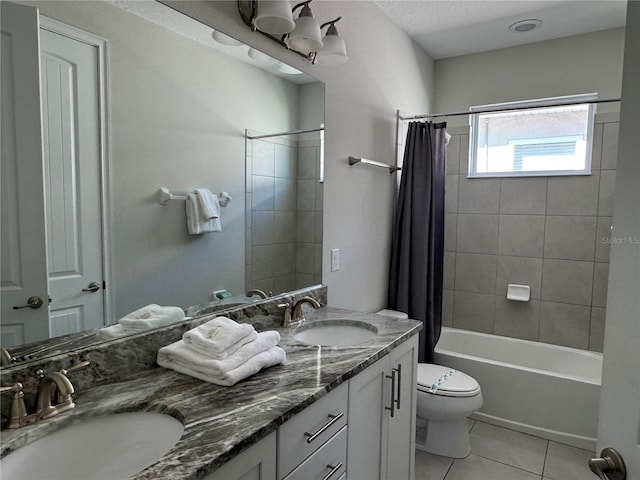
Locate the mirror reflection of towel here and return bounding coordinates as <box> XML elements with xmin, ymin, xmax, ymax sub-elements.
<box><xmin>186</xmin><ymin>193</ymin><xmax>221</xmax><ymax>234</ymax></box>
<box><xmin>195</xmin><ymin>188</ymin><xmax>220</xmax><ymax>219</ymax></box>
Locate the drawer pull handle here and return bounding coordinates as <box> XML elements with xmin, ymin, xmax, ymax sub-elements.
<box><xmin>322</xmin><ymin>462</ymin><xmax>343</xmax><ymax>480</ymax></box>
<box><xmin>304</xmin><ymin>412</ymin><xmax>344</xmax><ymax>444</ymax></box>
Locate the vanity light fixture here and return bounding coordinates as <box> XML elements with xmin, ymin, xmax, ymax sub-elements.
<box><xmin>238</xmin><ymin>0</ymin><xmax>348</xmax><ymax>66</ymax></box>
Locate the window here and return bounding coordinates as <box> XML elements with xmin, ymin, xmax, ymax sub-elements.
<box><xmin>468</xmin><ymin>94</ymin><xmax>597</xmax><ymax>177</ymax></box>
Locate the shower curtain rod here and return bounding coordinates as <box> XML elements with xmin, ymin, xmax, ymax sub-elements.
<box><xmin>399</xmin><ymin>97</ymin><xmax>621</xmax><ymax>121</ymax></box>
<box><xmin>246</xmin><ymin>127</ymin><xmax>324</xmax><ymax>140</ymax></box>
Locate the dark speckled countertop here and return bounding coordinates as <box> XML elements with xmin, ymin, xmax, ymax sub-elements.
<box><xmin>0</xmin><ymin>308</ymin><xmax>421</xmax><ymax>480</ymax></box>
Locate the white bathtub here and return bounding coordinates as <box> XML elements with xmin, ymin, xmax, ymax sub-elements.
<box><xmin>434</xmin><ymin>327</ymin><xmax>602</xmax><ymax>450</ymax></box>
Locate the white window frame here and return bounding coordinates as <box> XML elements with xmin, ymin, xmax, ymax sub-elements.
<box><xmin>468</xmin><ymin>93</ymin><xmax>597</xmax><ymax>178</ymax></box>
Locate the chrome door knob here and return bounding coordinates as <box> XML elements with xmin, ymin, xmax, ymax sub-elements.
<box><xmin>589</xmin><ymin>447</ymin><xmax>626</xmax><ymax>480</ymax></box>
<box><xmin>81</xmin><ymin>282</ymin><xmax>101</xmax><ymax>293</ymax></box>
<box><xmin>13</xmin><ymin>296</ymin><xmax>44</xmax><ymax>310</ymax></box>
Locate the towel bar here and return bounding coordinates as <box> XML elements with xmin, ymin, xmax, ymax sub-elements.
<box><xmin>158</xmin><ymin>188</ymin><xmax>232</xmax><ymax>207</ymax></box>
<box><xmin>348</xmin><ymin>156</ymin><xmax>400</xmax><ymax>173</ymax></box>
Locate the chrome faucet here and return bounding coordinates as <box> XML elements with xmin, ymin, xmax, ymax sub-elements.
<box><xmin>246</xmin><ymin>289</ymin><xmax>271</xmax><ymax>299</ymax></box>
<box><xmin>0</xmin><ymin>360</ymin><xmax>89</xmax><ymax>429</ymax></box>
<box><xmin>292</xmin><ymin>297</ymin><xmax>321</xmax><ymax>325</ymax></box>
<box><xmin>1</xmin><ymin>347</ymin><xmax>15</xmax><ymax>366</ymax></box>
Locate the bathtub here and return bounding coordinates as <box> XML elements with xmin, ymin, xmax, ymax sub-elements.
<box><xmin>434</xmin><ymin>327</ymin><xmax>602</xmax><ymax>450</ymax></box>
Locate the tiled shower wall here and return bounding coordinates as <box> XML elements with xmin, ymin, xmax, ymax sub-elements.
<box><xmin>246</xmin><ymin>137</ymin><xmax>323</xmax><ymax>295</ymax></box>
<box><xmin>443</xmin><ymin>113</ymin><xmax>619</xmax><ymax>352</ymax></box>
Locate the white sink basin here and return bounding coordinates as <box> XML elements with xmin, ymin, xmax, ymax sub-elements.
<box><xmin>293</xmin><ymin>320</ymin><xmax>378</xmax><ymax>346</ymax></box>
<box><xmin>1</xmin><ymin>412</ymin><xmax>184</xmax><ymax>480</ymax></box>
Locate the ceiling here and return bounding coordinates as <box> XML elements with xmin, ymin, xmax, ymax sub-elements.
<box><xmin>373</xmin><ymin>0</ymin><xmax>627</xmax><ymax>59</ymax></box>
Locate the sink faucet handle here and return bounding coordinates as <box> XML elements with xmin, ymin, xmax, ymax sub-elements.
<box><xmin>60</xmin><ymin>360</ymin><xmax>90</xmax><ymax>376</ymax></box>
<box><xmin>0</xmin><ymin>382</ymin><xmax>28</xmax><ymax>429</ymax></box>
<box><xmin>278</xmin><ymin>303</ymin><xmax>292</xmax><ymax>327</ymax></box>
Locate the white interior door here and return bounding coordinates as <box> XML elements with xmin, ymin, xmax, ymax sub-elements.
<box><xmin>595</xmin><ymin>2</ymin><xmax>640</xmax><ymax>478</ymax></box>
<box><xmin>0</xmin><ymin>1</ymin><xmax>49</xmax><ymax>347</ymax></box>
<box><xmin>39</xmin><ymin>25</ymin><xmax>105</xmax><ymax>336</ymax></box>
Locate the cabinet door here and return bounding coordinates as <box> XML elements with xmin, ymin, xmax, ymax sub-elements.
<box><xmin>347</xmin><ymin>357</ymin><xmax>390</xmax><ymax>480</ymax></box>
<box><xmin>386</xmin><ymin>336</ymin><xmax>418</xmax><ymax>480</ymax></box>
<box><xmin>203</xmin><ymin>432</ymin><xmax>276</xmax><ymax>480</ymax></box>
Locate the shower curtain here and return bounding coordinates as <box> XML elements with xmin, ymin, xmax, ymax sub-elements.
<box><xmin>388</xmin><ymin>121</ymin><xmax>447</xmax><ymax>363</ymax></box>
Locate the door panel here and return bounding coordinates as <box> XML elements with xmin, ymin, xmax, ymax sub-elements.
<box><xmin>0</xmin><ymin>1</ymin><xmax>49</xmax><ymax>347</ymax></box>
<box><xmin>596</xmin><ymin>2</ymin><xmax>640</xmax><ymax>477</ymax></box>
<box><xmin>40</xmin><ymin>27</ymin><xmax>104</xmax><ymax>333</ymax></box>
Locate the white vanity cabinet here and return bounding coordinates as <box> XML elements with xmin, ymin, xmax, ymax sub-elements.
<box><xmin>203</xmin><ymin>335</ymin><xmax>418</xmax><ymax>480</ymax></box>
<box><xmin>347</xmin><ymin>335</ymin><xmax>418</xmax><ymax>480</ymax></box>
<box><xmin>203</xmin><ymin>432</ymin><xmax>276</xmax><ymax>480</ymax></box>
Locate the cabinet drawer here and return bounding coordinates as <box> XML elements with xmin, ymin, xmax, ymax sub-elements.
<box><xmin>278</xmin><ymin>382</ymin><xmax>348</xmax><ymax>477</ymax></box>
<box><xmin>283</xmin><ymin>426</ymin><xmax>347</xmax><ymax>480</ymax></box>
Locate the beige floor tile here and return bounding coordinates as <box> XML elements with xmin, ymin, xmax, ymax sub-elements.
<box><xmin>543</xmin><ymin>441</ymin><xmax>595</xmax><ymax>480</ymax></box>
<box><xmin>415</xmin><ymin>449</ymin><xmax>454</xmax><ymax>480</ymax></box>
<box><xmin>444</xmin><ymin>454</ymin><xmax>541</xmax><ymax>480</ymax></box>
<box><xmin>470</xmin><ymin>421</ymin><xmax>548</xmax><ymax>474</ymax></box>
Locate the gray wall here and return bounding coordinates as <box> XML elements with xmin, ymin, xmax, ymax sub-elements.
<box><xmin>434</xmin><ymin>28</ymin><xmax>625</xmax><ymax>351</ymax></box>
<box><xmin>444</xmin><ymin>115</ymin><xmax>618</xmax><ymax>351</ymax></box>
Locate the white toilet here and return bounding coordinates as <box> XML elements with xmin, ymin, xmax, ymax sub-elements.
<box><xmin>377</xmin><ymin>309</ymin><xmax>483</xmax><ymax>458</ymax></box>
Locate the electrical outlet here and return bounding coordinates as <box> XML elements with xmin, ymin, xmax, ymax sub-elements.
<box><xmin>331</xmin><ymin>248</ymin><xmax>340</xmax><ymax>272</ymax></box>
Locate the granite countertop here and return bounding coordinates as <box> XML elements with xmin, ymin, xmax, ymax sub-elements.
<box><xmin>0</xmin><ymin>308</ymin><xmax>421</xmax><ymax>480</ymax></box>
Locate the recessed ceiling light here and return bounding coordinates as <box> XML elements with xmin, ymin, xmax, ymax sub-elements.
<box><xmin>211</xmin><ymin>30</ymin><xmax>243</xmax><ymax>46</ymax></box>
<box><xmin>248</xmin><ymin>48</ymin><xmax>277</xmax><ymax>64</ymax></box>
<box><xmin>278</xmin><ymin>63</ymin><xmax>303</xmax><ymax>75</ymax></box>
<box><xmin>508</xmin><ymin>19</ymin><xmax>543</xmax><ymax>33</ymax></box>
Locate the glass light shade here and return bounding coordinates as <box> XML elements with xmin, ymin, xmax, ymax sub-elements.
<box><xmin>288</xmin><ymin>5</ymin><xmax>323</xmax><ymax>53</ymax></box>
<box><xmin>316</xmin><ymin>30</ymin><xmax>348</xmax><ymax>66</ymax></box>
<box><xmin>255</xmin><ymin>0</ymin><xmax>296</xmax><ymax>34</ymax></box>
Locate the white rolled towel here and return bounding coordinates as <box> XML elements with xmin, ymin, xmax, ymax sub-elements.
<box><xmin>183</xmin><ymin>316</ymin><xmax>257</xmax><ymax>359</ymax></box>
<box><xmin>119</xmin><ymin>305</ymin><xmax>185</xmax><ymax>331</ymax></box>
<box><xmin>157</xmin><ymin>345</ymin><xmax>286</xmax><ymax>386</ymax></box>
<box><xmin>157</xmin><ymin>330</ymin><xmax>280</xmax><ymax>377</ymax></box>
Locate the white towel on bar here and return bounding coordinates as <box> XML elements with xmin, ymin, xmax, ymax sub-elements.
<box><xmin>183</xmin><ymin>316</ymin><xmax>257</xmax><ymax>359</ymax></box>
<box><xmin>195</xmin><ymin>188</ymin><xmax>220</xmax><ymax>219</ymax></box>
<box><xmin>118</xmin><ymin>304</ymin><xmax>185</xmax><ymax>331</ymax></box>
<box><xmin>157</xmin><ymin>345</ymin><xmax>286</xmax><ymax>386</ymax></box>
<box><xmin>186</xmin><ymin>193</ymin><xmax>221</xmax><ymax>235</ymax></box>
<box><xmin>157</xmin><ymin>330</ymin><xmax>281</xmax><ymax>377</ymax></box>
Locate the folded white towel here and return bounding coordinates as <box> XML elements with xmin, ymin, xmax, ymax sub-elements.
<box><xmin>183</xmin><ymin>316</ymin><xmax>257</xmax><ymax>359</ymax></box>
<box><xmin>118</xmin><ymin>305</ymin><xmax>185</xmax><ymax>331</ymax></box>
<box><xmin>97</xmin><ymin>324</ymin><xmax>130</xmax><ymax>338</ymax></box>
<box><xmin>157</xmin><ymin>330</ymin><xmax>280</xmax><ymax>377</ymax></box>
<box><xmin>157</xmin><ymin>345</ymin><xmax>286</xmax><ymax>386</ymax></box>
<box><xmin>195</xmin><ymin>188</ymin><xmax>220</xmax><ymax>220</ymax></box>
<box><xmin>186</xmin><ymin>193</ymin><xmax>221</xmax><ymax>235</ymax></box>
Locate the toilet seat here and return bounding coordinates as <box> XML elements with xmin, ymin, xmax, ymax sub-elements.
<box><xmin>417</xmin><ymin>364</ymin><xmax>481</xmax><ymax>397</ymax></box>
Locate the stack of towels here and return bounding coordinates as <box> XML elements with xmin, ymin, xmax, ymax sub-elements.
<box><xmin>99</xmin><ymin>304</ymin><xmax>185</xmax><ymax>338</ymax></box>
<box><xmin>157</xmin><ymin>316</ymin><xmax>286</xmax><ymax>386</ymax></box>
<box><xmin>186</xmin><ymin>188</ymin><xmax>221</xmax><ymax>235</ymax></box>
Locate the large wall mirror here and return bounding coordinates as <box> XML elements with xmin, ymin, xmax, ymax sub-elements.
<box><xmin>0</xmin><ymin>0</ymin><xmax>324</xmax><ymax>363</ymax></box>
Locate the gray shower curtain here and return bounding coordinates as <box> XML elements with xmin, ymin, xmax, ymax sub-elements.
<box><xmin>388</xmin><ymin>121</ymin><xmax>447</xmax><ymax>363</ymax></box>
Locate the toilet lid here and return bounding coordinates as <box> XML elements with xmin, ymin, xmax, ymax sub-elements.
<box><xmin>416</xmin><ymin>364</ymin><xmax>481</xmax><ymax>397</ymax></box>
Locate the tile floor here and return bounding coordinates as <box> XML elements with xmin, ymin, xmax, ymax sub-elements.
<box><xmin>415</xmin><ymin>420</ymin><xmax>596</xmax><ymax>480</ymax></box>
